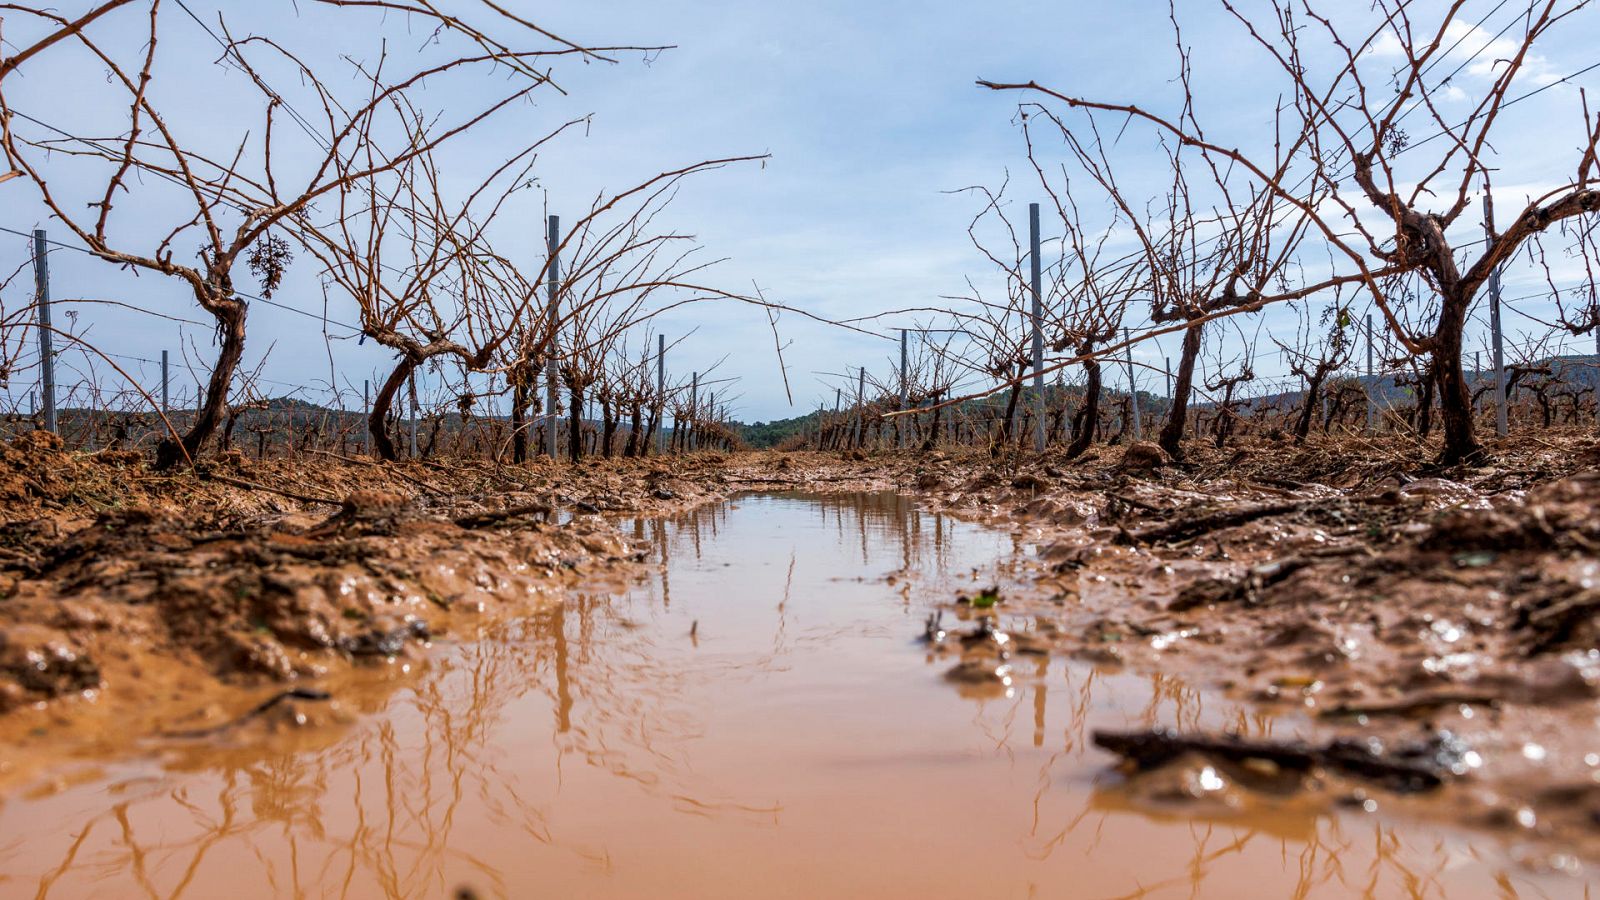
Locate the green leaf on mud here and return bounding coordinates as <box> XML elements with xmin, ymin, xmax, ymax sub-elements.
<box><xmin>970</xmin><ymin>588</ymin><xmax>1001</xmax><ymax>609</ymax></box>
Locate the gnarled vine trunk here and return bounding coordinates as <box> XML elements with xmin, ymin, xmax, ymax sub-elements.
<box><xmin>154</xmin><ymin>294</ymin><xmax>244</xmax><ymax>469</ymax></box>
<box><xmin>1431</xmin><ymin>294</ymin><xmax>1480</xmax><ymax>465</ymax></box>
<box><xmin>1066</xmin><ymin>347</ymin><xmax>1101</xmax><ymax>461</ymax></box>
<box><xmin>509</xmin><ymin>362</ymin><xmax>534</xmax><ymax>463</ymax></box>
<box><xmin>1158</xmin><ymin>321</ymin><xmax>1202</xmax><ymax>460</ymax></box>
<box><xmin>992</xmin><ymin>378</ymin><xmax>1023</xmax><ymax>458</ymax></box>
<box><xmin>600</xmin><ymin>395</ymin><xmax>617</xmax><ymax>458</ymax></box>
<box><xmin>567</xmin><ymin>379</ymin><xmax>584</xmax><ymax>464</ymax></box>
<box><xmin>368</xmin><ymin>354</ymin><xmax>422</xmax><ymax>461</ymax></box>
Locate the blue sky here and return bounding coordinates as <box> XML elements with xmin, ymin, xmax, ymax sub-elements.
<box><xmin>3</xmin><ymin>0</ymin><xmax>1598</xmax><ymax>423</ymax></box>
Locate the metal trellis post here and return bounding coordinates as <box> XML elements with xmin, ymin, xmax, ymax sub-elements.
<box><xmin>408</xmin><ymin>372</ymin><xmax>419</xmax><ymax>458</ymax></box>
<box><xmin>898</xmin><ymin>329</ymin><xmax>909</xmax><ymax>449</ymax></box>
<box><xmin>32</xmin><ymin>229</ymin><xmax>55</xmax><ymax>434</ymax></box>
<box><xmin>657</xmin><ymin>334</ymin><xmax>666</xmax><ymax>454</ymax></box>
<box><xmin>854</xmin><ymin>366</ymin><xmax>866</xmax><ymax>448</ymax></box>
<box><xmin>689</xmin><ymin>372</ymin><xmax>699</xmax><ymax>452</ymax></box>
<box><xmin>545</xmin><ymin>358</ymin><xmax>559</xmax><ymax>459</ymax></box>
<box><xmin>1484</xmin><ymin>194</ymin><xmax>1508</xmax><ymax>438</ymax></box>
<box><xmin>1365</xmin><ymin>313</ymin><xmax>1375</xmax><ymax>433</ymax></box>
<box><xmin>1029</xmin><ymin>202</ymin><xmax>1045</xmax><ymax>453</ymax></box>
<box><xmin>545</xmin><ymin>214</ymin><xmax>562</xmax><ymax>458</ymax></box>
<box><xmin>1124</xmin><ymin>327</ymin><xmax>1141</xmax><ymax>440</ymax></box>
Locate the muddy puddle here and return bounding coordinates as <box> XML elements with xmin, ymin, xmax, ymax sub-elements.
<box><xmin>0</xmin><ymin>491</ymin><xmax>1589</xmax><ymax>898</ymax></box>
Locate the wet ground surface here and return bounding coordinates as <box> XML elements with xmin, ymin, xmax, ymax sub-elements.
<box><xmin>0</xmin><ymin>491</ymin><xmax>1591</xmax><ymax>898</ymax></box>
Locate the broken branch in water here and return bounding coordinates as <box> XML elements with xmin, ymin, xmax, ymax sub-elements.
<box><xmin>164</xmin><ymin>687</ymin><xmax>332</xmax><ymax>739</ymax></box>
<box><xmin>1167</xmin><ymin>544</ymin><xmax>1370</xmax><ymax>611</ymax></box>
<box><xmin>454</xmin><ymin>503</ymin><xmax>555</xmax><ymax>529</ymax></box>
<box><xmin>199</xmin><ymin>472</ymin><xmax>343</xmax><ymax>507</ymax></box>
<box><xmin>1320</xmin><ymin>691</ymin><xmax>1501</xmax><ymax>720</ymax></box>
<box><xmin>1092</xmin><ymin>727</ymin><xmax>1474</xmax><ymax>793</ymax></box>
<box><xmin>1119</xmin><ymin>500</ymin><xmax>1315</xmax><ymax>545</ymax></box>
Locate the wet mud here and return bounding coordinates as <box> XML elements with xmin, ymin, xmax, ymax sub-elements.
<box><xmin>904</xmin><ymin>433</ymin><xmax>1600</xmax><ymax>882</ymax></box>
<box><xmin>0</xmin><ymin>440</ymin><xmax>760</xmax><ymax>787</ymax></box>
<box><xmin>0</xmin><ymin>491</ymin><xmax>1582</xmax><ymax>899</ymax></box>
<box><xmin>2</xmin><ymin>431</ymin><xmax>1600</xmax><ymax>895</ymax></box>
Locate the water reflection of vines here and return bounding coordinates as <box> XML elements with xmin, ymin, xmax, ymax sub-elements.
<box><xmin>0</xmin><ymin>493</ymin><xmax>1534</xmax><ymax>898</ymax></box>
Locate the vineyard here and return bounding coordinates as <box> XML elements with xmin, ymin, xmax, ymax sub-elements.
<box><xmin>0</xmin><ymin>1</ymin><xmax>1599</xmax><ymax>898</ymax></box>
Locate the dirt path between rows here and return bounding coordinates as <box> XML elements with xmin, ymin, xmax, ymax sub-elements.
<box><xmin>2</xmin><ymin>429</ymin><xmax>1599</xmax><ymax>874</ymax></box>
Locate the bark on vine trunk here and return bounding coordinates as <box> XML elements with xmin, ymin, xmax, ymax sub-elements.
<box><xmin>1066</xmin><ymin>350</ymin><xmax>1101</xmax><ymax>461</ymax></box>
<box><xmin>567</xmin><ymin>381</ymin><xmax>584</xmax><ymax>464</ymax></box>
<box><xmin>1414</xmin><ymin>364</ymin><xmax>1437</xmax><ymax>439</ymax></box>
<box><xmin>644</xmin><ymin>407</ymin><xmax>661</xmax><ymax>456</ymax></box>
<box><xmin>368</xmin><ymin>355</ymin><xmax>421</xmax><ymax>462</ymax></box>
<box><xmin>1214</xmin><ymin>385</ymin><xmax>1243</xmax><ymax>449</ymax></box>
<box><xmin>600</xmin><ymin>396</ymin><xmax>617</xmax><ymax>458</ymax></box>
<box><xmin>1158</xmin><ymin>321</ymin><xmax>1202</xmax><ymax>460</ymax></box>
<box><xmin>992</xmin><ymin>380</ymin><xmax>1023</xmax><ymax>458</ymax></box>
<box><xmin>1293</xmin><ymin>374</ymin><xmax>1327</xmax><ymax>443</ymax></box>
<box><xmin>1432</xmin><ymin>296</ymin><xmax>1481</xmax><ymax>465</ymax></box>
<box><xmin>624</xmin><ymin>403</ymin><xmax>642</xmax><ymax>457</ymax></box>
<box><xmin>920</xmin><ymin>400</ymin><xmax>943</xmax><ymax>453</ymax></box>
<box><xmin>154</xmin><ymin>297</ymin><xmax>245</xmax><ymax>469</ymax></box>
<box><xmin>509</xmin><ymin>363</ymin><xmax>533</xmax><ymax>464</ymax></box>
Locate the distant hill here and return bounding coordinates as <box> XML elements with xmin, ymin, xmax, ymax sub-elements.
<box><xmin>27</xmin><ymin>354</ymin><xmax>1598</xmax><ymax>453</ymax></box>
<box><xmin>1223</xmin><ymin>353</ymin><xmax>1600</xmax><ymax>411</ymax></box>
<box><xmin>738</xmin><ymin>382</ymin><xmax>1163</xmax><ymax>449</ymax></box>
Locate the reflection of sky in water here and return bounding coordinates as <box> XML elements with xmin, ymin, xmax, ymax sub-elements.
<box><xmin>0</xmin><ymin>493</ymin><xmax>1571</xmax><ymax>899</ymax></box>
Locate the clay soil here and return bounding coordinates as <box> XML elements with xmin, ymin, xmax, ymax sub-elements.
<box><xmin>3</xmin><ymin>428</ymin><xmax>1600</xmax><ymax>872</ymax></box>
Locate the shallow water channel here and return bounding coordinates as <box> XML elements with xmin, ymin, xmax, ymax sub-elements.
<box><xmin>0</xmin><ymin>492</ymin><xmax>1585</xmax><ymax>898</ymax></box>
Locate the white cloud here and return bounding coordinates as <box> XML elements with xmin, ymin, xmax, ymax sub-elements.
<box><xmin>1370</xmin><ymin>17</ymin><xmax>1561</xmax><ymax>88</ymax></box>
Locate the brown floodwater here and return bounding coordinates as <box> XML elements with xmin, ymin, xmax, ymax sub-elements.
<box><xmin>0</xmin><ymin>492</ymin><xmax>1589</xmax><ymax>898</ymax></box>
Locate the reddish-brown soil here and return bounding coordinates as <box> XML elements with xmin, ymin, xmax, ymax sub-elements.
<box><xmin>903</xmin><ymin>431</ymin><xmax>1600</xmax><ymax>870</ymax></box>
<box><xmin>3</xmin><ymin>427</ymin><xmax>1600</xmax><ymax>870</ymax></box>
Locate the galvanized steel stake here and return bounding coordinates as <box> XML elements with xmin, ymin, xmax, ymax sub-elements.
<box><xmin>32</xmin><ymin>229</ymin><xmax>55</xmax><ymax>434</ymax></box>
<box><xmin>1124</xmin><ymin>327</ymin><xmax>1141</xmax><ymax>440</ymax></box>
<box><xmin>1484</xmin><ymin>193</ymin><xmax>1508</xmax><ymax>438</ymax></box>
<box><xmin>656</xmin><ymin>334</ymin><xmax>666</xmax><ymax>455</ymax></box>
<box><xmin>898</xmin><ymin>329</ymin><xmax>909</xmax><ymax>449</ymax></box>
<box><xmin>1029</xmin><ymin>203</ymin><xmax>1045</xmax><ymax>453</ymax></box>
